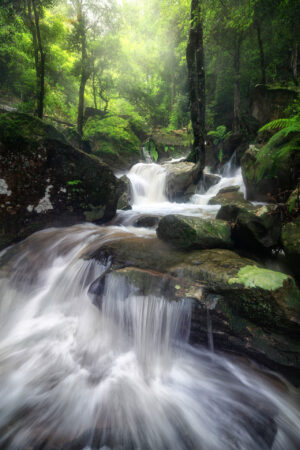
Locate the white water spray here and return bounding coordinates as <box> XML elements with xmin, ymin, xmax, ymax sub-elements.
<box><xmin>0</xmin><ymin>225</ymin><xmax>299</xmax><ymax>449</ymax></box>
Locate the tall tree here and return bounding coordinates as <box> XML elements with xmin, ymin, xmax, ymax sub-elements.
<box><xmin>0</xmin><ymin>0</ymin><xmax>53</xmax><ymax>118</ymax></box>
<box><xmin>186</xmin><ymin>0</ymin><xmax>205</xmax><ymax>168</ymax></box>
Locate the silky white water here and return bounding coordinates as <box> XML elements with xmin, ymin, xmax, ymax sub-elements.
<box><xmin>1</xmin><ymin>159</ymin><xmax>300</xmax><ymax>449</ymax></box>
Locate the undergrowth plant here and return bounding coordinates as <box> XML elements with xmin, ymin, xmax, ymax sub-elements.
<box><xmin>257</xmin><ymin>100</ymin><xmax>300</xmax><ymax>181</ymax></box>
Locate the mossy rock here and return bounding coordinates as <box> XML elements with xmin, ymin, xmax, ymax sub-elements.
<box><xmin>157</xmin><ymin>215</ymin><xmax>233</xmax><ymax>250</ymax></box>
<box><xmin>208</xmin><ymin>190</ymin><xmax>248</xmax><ymax>206</ymax></box>
<box><xmin>217</xmin><ymin>203</ymin><xmax>281</xmax><ymax>253</ymax></box>
<box><xmin>0</xmin><ymin>112</ymin><xmax>123</xmax><ymax>249</ymax></box>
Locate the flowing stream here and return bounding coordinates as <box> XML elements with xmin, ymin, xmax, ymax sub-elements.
<box><xmin>0</xmin><ymin>157</ymin><xmax>299</xmax><ymax>449</ymax></box>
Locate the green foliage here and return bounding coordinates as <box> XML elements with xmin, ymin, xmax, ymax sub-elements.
<box><xmin>207</xmin><ymin>125</ymin><xmax>232</xmax><ymax>145</ymax></box>
<box><xmin>257</xmin><ymin>105</ymin><xmax>300</xmax><ymax>179</ymax></box>
<box><xmin>83</xmin><ymin>114</ymin><xmax>140</xmax><ymax>156</ymax></box>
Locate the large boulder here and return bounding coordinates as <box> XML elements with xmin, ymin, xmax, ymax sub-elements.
<box><xmin>281</xmin><ymin>217</ymin><xmax>300</xmax><ymax>281</ymax></box>
<box><xmin>217</xmin><ymin>203</ymin><xmax>281</xmax><ymax>253</ymax></box>
<box><xmin>86</xmin><ymin>236</ymin><xmax>300</xmax><ymax>382</ymax></box>
<box><xmin>208</xmin><ymin>186</ymin><xmax>248</xmax><ymax>206</ymax></box>
<box><xmin>241</xmin><ymin>144</ymin><xmax>300</xmax><ymax>202</ymax></box>
<box><xmin>250</xmin><ymin>85</ymin><xmax>298</xmax><ymax>126</ymax></box>
<box><xmin>163</xmin><ymin>161</ymin><xmax>201</xmax><ymax>200</ymax></box>
<box><xmin>156</xmin><ymin>215</ymin><xmax>232</xmax><ymax>250</ymax></box>
<box><xmin>0</xmin><ymin>112</ymin><xmax>123</xmax><ymax>250</ymax></box>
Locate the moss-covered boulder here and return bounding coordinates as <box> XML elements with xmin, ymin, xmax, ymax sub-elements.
<box><xmin>0</xmin><ymin>112</ymin><xmax>123</xmax><ymax>249</ymax></box>
<box><xmin>241</xmin><ymin>144</ymin><xmax>300</xmax><ymax>202</ymax></box>
<box><xmin>217</xmin><ymin>203</ymin><xmax>281</xmax><ymax>253</ymax></box>
<box><xmin>163</xmin><ymin>161</ymin><xmax>201</xmax><ymax>201</ymax></box>
<box><xmin>86</xmin><ymin>236</ymin><xmax>300</xmax><ymax>380</ymax></box>
<box><xmin>156</xmin><ymin>215</ymin><xmax>232</xmax><ymax>250</ymax></box>
<box><xmin>281</xmin><ymin>218</ymin><xmax>300</xmax><ymax>281</ymax></box>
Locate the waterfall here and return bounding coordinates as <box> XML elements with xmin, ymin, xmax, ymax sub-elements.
<box><xmin>127</xmin><ymin>162</ymin><xmax>168</xmax><ymax>205</ymax></box>
<box><xmin>221</xmin><ymin>151</ymin><xmax>237</xmax><ymax>177</ymax></box>
<box><xmin>0</xmin><ymin>225</ymin><xmax>300</xmax><ymax>449</ymax></box>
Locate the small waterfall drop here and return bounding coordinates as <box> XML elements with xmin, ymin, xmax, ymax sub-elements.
<box><xmin>0</xmin><ymin>226</ymin><xmax>300</xmax><ymax>449</ymax></box>
<box><xmin>221</xmin><ymin>151</ymin><xmax>238</xmax><ymax>177</ymax></box>
<box><xmin>127</xmin><ymin>162</ymin><xmax>168</xmax><ymax>205</ymax></box>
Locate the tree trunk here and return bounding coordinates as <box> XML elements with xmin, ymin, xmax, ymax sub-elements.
<box><xmin>186</xmin><ymin>0</ymin><xmax>205</xmax><ymax>169</ymax></box>
<box><xmin>291</xmin><ymin>41</ymin><xmax>298</xmax><ymax>86</ymax></box>
<box><xmin>32</xmin><ymin>0</ymin><xmax>45</xmax><ymax>119</ymax></box>
<box><xmin>255</xmin><ymin>22</ymin><xmax>266</xmax><ymax>85</ymax></box>
<box><xmin>77</xmin><ymin>9</ymin><xmax>88</xmax><ymax>136</ymax></box>
<box><xmin>233</xmin><ymin>34</ymin><xmax>243</xmax><ymax>134</ymax></box>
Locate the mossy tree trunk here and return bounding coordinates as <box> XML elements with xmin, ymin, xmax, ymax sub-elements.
<box><xmin>186</xmin><ymin>0</ymin><xmax>205</xmax><ymax>170</ymax></box>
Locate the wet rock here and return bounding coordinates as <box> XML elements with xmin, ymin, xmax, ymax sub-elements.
<box><xmin>87</xmin><ymin>234</ymin><xmax>300</xmax><ymax>381</ymax></box>
<box><xmin>281</xmin><ymin>217</ymin><xmax>300</xmax><ymax>281</ymax></box>
<box><xmin>163</xmin><ymin>161</ymin><xmax>201</xmax><ymax>201</ymax></box>
<box><xmin>157</xmin><ymin>215</ymin><xmax>232</xmax><ymax>250</ymax></box>
<box><xmin>217</xmin><ymin>203</ymin><xmax>281</xmax><ymax>253</ymax></box>
<box><xmin>202</xmin><ymin>173</ymin><xmax>221</xmax><ymax>190</ymax></box>
<box><xmin>134</xmin><ymin>215</ymin><xmax>160</xmax><ymax>228</ymax></box>
<box><xmin>208</xmin><ymin>189</ymin><xmax>247</xmax><ymax>206</ymax></box>
<box><xmin>117</xmin><ymin>175</ymin><xmax>132</xmax><ymax>210</ymax></box>
<box><xmin>0</xmin><ymin>112</ymin><xmax>123</xmax><ymax>250</ymax></box>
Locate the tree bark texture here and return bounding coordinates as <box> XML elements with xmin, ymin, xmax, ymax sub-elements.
<box><xmin>27</xmin><ymin>0</ymin><xmax>45</xmax><ymax>118</ymax></box>
<box><xmin>233</xmin><ymin>33</ymin><xmax>243</xmax><ymax>134</ymax></box>
<box><xmin>77</xmin><ymin>8</ymin><xmax>89</xmax><ymax>136</ymax></box>
<box><xmin>186</xmin><ymin>0</ymin><xmax>205</xmax><ymax>170</ymax></box>
<box><xmin>255</xmin><ymin>22</ymin><xmax>266</xmax><ymax>85</ymax></box>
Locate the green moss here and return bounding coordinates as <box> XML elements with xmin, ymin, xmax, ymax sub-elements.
<box><xmin>229</xmin><ymin>265</ymin><xmax>289</xmax><ymax>290</ymax></box>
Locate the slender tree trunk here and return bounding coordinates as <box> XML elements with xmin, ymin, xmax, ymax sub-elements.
<box><xmin>92</xmin><ymin>66</ymin><xmax>98</xmax><ymax>109</ymax></box>
<box><xmin>233</xmin><ymin>34</ymin><xmax>243</xmax><ymax>134</ymax></box>
<box><xmin>77</xmin><ymin>9</ymin><xmax>88</xmax><ymax>136</ymax></box>
<box><xmin>291</xmin><ymin>41</ymin><xmax>298</xmax><ymax>86</ymax></box>
<box><xmin>186</xmin><ymin>0</ymin><xmax>205</xmax><ymax>169</ymax></box>
<box><xmin>255</xmin><ymin>22</ymin><xmax>266</xmax><ymax>85</ymax></box>
<box><xmin>32</xmin><ymin>0</ymin><xmax>45</xmax><ymax>118</ymax></box>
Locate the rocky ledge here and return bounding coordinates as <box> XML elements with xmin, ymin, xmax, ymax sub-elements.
<box><xmin>0</xmin><ymin>112</ymin><xmax>124</xmax><ymax>249</ymax></box>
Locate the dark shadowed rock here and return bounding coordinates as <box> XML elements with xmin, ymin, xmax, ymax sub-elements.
<box><xmin>0</xmin><ymin>112</ymin><xmax>123</xmax><ymax>249</ymax></box>
<box><xmin>281</xmin><ymin>217</ymin><xmax>300</xmax><ymax>281</ymax></box>
<box><xmin>217</xmin><ymin>203</ymin><xmax>281</xmax><ymax>253</ymax></box>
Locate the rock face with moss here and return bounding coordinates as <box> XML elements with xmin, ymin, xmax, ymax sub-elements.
<box><xmin>217</xmin><ymin>202</ymin><xmax>281</xmax><ymax>253</ymax></box>
<box><xmin>208</xmin><ymin>186</ymin><xmax>247</xmax><ymax>206</ymax></box>
<box><xmin>87</xmin><ymin>235</ymin><xmax>300</xmax><ymax>382</ymax></box>
<box><xmin>281</xmin><ymin>217</ymin><xmax>300</xmax><ymax>281</ymax></box>
<box><xmin>241</xmin><ymin>144</ymin><xmax>300</xmax><ymax>202</ymax></box>
<box><xmin>157</xmin><ymin>215</ymin><xmax>232</xmax><ymax>249</ymax></box>
<box><xmin>0</xmin><ymin>112</ymin><xmax>123</xmax><ymax>249</ymax></box>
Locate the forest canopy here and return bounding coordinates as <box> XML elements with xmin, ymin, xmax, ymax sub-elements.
<box><xmin>0</xmin><ymin>0</ymin><xmax>299</xmax><ymax>141</ymax></box>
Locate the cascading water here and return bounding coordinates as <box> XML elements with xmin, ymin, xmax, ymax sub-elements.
<box><xmin>1</xmin><ymin>156</ymin><xmax>300</xmax><ymax>449</ymax></box>
<box><xmin>127</xmin><ymin>162</ymin><xmax>168</xmax><ymax>205</ymax></box>
<box><xmin>0</xmin><ymin>225</ymin><xmax>300</xmax><ymax>449</ymax></box>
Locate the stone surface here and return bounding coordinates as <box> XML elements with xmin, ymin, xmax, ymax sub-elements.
<box><xmin>0</xmin><ymin>112</ymin><xmax>123</xmax><ymax>249</ymax></box>
<box><xmin>217</xmin><ymin>203</ymin><xmax>281</xmax><ymax>253</ymax></box>
<box><xmin>163</xmin><ymin>161</ymin><xmax>201</xmax><ymax>201</ymax></box>
<box><xmin>117</xmin><ymin>175</ymin><xmax>132</xmax><ymax>210</ymax></box>
<box><xmin>281</xmin><ymin>217</ymin><xmax>300</xmax><ymax>281</ymax></box>
<box><xmin>250</xmin><ymin>85</ymin><xmax>298</xmax><ymax>126</ymax></box>
<box><xmin>241</xmin><ymin>144</ymin><xmax>300</xmax><ymax>202</ymax></box>
<box><xmin>208</xmin><ymin>189</ymin><xmax>247</xmax><ymax>206</ymax></box>
<box><xmin>156</xmin><ymin>215</ymin><xmax>232</xmax><ymax>250</ymax></box>
<box><xmin>87</xmin><ymin>236</ymin><xmax>300</xmax><ymax>381</ymax></box>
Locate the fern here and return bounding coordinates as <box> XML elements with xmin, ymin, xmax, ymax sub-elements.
<box><xmin>256</xmin><ymin>111</ymin><xmax>300</xmax><ymax>180</ymax></box>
